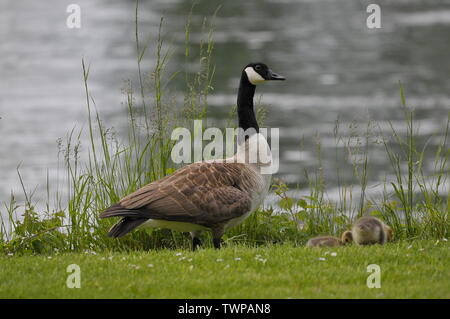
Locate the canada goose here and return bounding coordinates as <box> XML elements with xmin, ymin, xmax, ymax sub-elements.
<box><xmin>306</xmin><ymin>236</ymin><xmax>342</xmax><ymax>247</ymax></box>
<box><xmin>341</xmin><ymin>230</ymin><xmax>353</xmax><ymax>244</ymax></box>
<box><xmin>351</xmin><ymin>216</ymin><xmax>393</xmax><ymax>245</ymax></box>
<box><xmin>99</xmin><ymin>62</ymin><xmax>285</xmax><ymax>250</ymax></box>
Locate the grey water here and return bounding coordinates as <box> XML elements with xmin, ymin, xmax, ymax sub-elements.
<box><xmin>0</xmin><ymin>0</ymin><xmax>449</xmax><ymax>212</ymax></box>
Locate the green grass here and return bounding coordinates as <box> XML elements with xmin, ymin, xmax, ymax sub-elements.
<box><xmin>1</xmin><ymin>240</ymin><xmax>449</xmax><ymax>299</ymax></box>
<box><xmin>0</xmin><ymin>4</ymin><xmax>448</xmax><ymax>301</ymax></box>
<box><xmin>0</xmin><ymin>5</ymin><xmax>448</xmax><ymax>256</ymax></box>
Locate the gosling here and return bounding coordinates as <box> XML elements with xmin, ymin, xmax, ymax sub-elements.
<box><xmin>341</xmin><ymin>230</ymin><xmax>353</xmax><ymax>244</ymax></box>
<box><xmin>351</xmin><ymin>216</ymin><xmax>393</xmax><ymax>245</ymax></box>
<box><xmin>306</xmin><ymin>232</ymin><xmax>353</xmax><ymax>248</ymax></box>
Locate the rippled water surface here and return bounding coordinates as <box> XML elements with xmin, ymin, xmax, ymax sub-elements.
<box><xmin>0</xmin><ymin>0</ymin><xmax>449</xmax><ymax>208</ymax></box>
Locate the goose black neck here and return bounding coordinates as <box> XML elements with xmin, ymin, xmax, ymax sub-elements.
<box><xmin>237</xmin><ymin>74</ymin><xmax>259</xmax><ymax>133</ymax></box>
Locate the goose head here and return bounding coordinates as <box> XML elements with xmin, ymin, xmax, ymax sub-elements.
<box><xmin>243</xmin><ymin>62</ymin><xmax>285</xmax><ymax>85</ymax></box>
<box><xmin>341</xmin><ymin>230</ymin><xmax>353</xmax><ymax>244</ymax></box>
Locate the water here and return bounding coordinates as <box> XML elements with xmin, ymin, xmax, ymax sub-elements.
<box><xmin>0</xmin><ymin>0</ymin><xmax>449</xmax><ymax>210</ymax></box>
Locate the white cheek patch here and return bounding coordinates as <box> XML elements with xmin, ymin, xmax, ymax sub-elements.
<box><xmin>244</xmin><ymin>67</ymin><xmax>265</xmax><ymax>85</ymax></box>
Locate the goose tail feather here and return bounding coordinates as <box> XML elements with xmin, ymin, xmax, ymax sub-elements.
<box><xmin>100</xmin><ymin>203</ymin><xmax>148</xmax><ymax>237</ymax></box>
<box><xmin>107</xmin><ymin>217</ymin><xmax>147</xmax><ymax>238</ymax></box>
<box><xmin>99</xmin><ymin>203</ymin><xmax>142</xmax><ymax>219</ymax></box>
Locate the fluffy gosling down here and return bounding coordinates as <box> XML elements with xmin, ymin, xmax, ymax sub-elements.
<box><xmin>306</xmin><ymin>232</ymin><xmax>353</xmax><ymax>248</ymax></box>
<box><xmin>351</xmin><ymin>216</ymin><xmax>393</xmax><ymax>245</ymax></box>
<box><xmin>341</xmin><ymin>230</ymin><xmax>353</xmax><ymax>244</ymax></box>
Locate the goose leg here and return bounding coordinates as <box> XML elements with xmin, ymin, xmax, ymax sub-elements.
<box><xmin>190</xmin><ymin>231</ymin><xmax>202</xmax><ymax>251</ymax></box>
<box><xmin>192</xmin><ymin>237</ymin><xmax>202</xmax><ymax>251</ymax></box>
<box><xmin>213</xmin><ymin>237</ymin><xmax>221</xmax><ymax>249</ymax></box>
<box><xmin>211</xmin><ymin>225</ymin><xmax>225</xmax><ymax>249</ymax></box>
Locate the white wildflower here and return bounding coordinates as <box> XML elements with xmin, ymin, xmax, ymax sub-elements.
<box><xmin>128</xmin><ymin>264</ymin><xmax>140</xmax><ymax>270</ymax></box>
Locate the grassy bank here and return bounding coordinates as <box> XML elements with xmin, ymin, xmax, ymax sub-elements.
<box><xmin>1</xmin><ymin>241</ymin><xmax>449</xmax><ymax>298</ymax></box>
<box><xmin>0</xmin><ymin>5</ymin><xmax>449</xmax><ymax>255</ymax></box>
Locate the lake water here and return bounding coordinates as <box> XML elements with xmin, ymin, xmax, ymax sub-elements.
<box><xmin>0</xmin><ymin>0</ymin><xmax>449</xmax><ymax>211</ymax></box>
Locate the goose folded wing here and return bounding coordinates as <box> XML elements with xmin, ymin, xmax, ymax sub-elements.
<box><xmin>100</xmin><ymin>162</ymin><xmax>253</xmax><ymax>225</ymax></box>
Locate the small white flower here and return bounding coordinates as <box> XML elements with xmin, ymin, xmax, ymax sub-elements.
<box><xmin>128</xmin><ymin>264</ymin><xmax>140</xmax><ymax>270</ymax></box>
<box><xmin>47</xmin><ymin>256</ymin><xmax>52</xmax><ymax>259</ymax></box>
<box><xmin>234</xmin><ymin>257</ymin><xmax>241</xmax><ymax>261</ymax></box>
<box><xmin>418</xmin><ymin>248</ymin><xmax>425</xmax><ymax>251</ymax></box>
<box><xmin>318</xmin><ymin>257</ymin><xmax>326</xmax><ymax>261</ymax></box>
<box><xmin>189</xmin><ymin>265</ymin><xmax>194</xmax><ymax>271</ymax></box>
<box><xmin>216</xmin><ymin>258</ymin><xmax>223</xmax><ymax>262</ymax></box>
<box><xmin>331</xmin><ymin>252</ymin><xmax>337</xmax><ymax>257</ymax></box>
<box><xmin>188</xmin><ymin>258</ymin><xmax>193</xmax><ymax>262</ymax></box>
<box><xmin>442</xmin><ymin>238</ymin><xmax>448</xmax><ymax>242</ymax></box>
<box><xmin>108</xmin><ymin>256</ymin><xmax>114</xmax><ymax>261</ymax></box>
<box><xmin>178</xmin><ymin>256</ymin><xmax>186</xmax><ymax>261</ymax></box>
<box><xmin>7</xmin><ymin>253</ymin><xmax>14</xmax><ymax>256</ymax></box>
<box><xmin>175</xmin><ymin>252</ymin><xmax>182</xmax><ymax>256</ymax></box>
<box><xmin>147</xmin><ymin>264</ymin><xmax>154</xmax><ymax>268</ymax></box>
<box><xmin>407</xmin><ymin>245</ymin><xmax>413</xmax><ymax>249</ymax></box>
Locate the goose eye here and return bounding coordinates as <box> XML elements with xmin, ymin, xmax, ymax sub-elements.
<box><xmin>254</xmin><ymin>65</ymin><xmax>261</xmax><ymax>71</ymax></box>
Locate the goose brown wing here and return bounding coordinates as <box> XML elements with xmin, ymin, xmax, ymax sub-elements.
<box><xmin>100</xmin><ymin>162</ymin><xmax>254</xmax><ymax>225</ymax></box>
